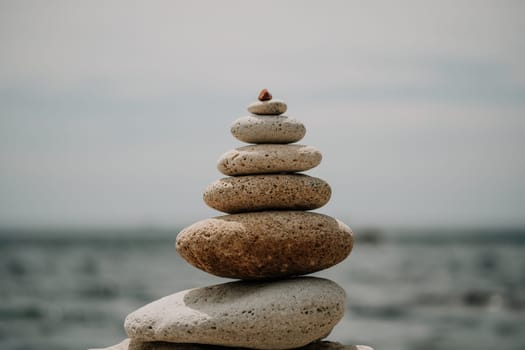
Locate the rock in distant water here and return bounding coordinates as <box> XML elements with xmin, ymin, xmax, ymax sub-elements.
<box><xmin>217</xmin><ymin>144</ymin><xmax>322</xmax><ymax>176</ymax></box>
<box><xmin>124</xmin><ymin>277</ymin><xmax>346</xmax><ymax>350</ymax></box>
<box><xmin>203</xmin><ymin>174</ymin><xmax>331</xmax><ymax>214</ymax></box>
<box><xmin>231</xmin><ymin>115</ymin><xmax>305</xmax><ymax>144</ymax></box>
<box><xmin>247</xmin><ymin>100</ymin><xmax>287</xmax><ymax>115</ymax></box>
<box><xmin>92</xmin><ymin>339</ymin><xmax>375</xmax><ymax>350</ymax></box>
<box><xmin>176</xmin><ymin>211</ymin><xmax>353</xmax><ymax>280</ymax></box>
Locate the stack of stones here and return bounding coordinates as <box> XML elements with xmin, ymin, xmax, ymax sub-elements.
<box><xmin>94</xmin><ymin>90</ymin><xmax>372</xmax><ymax>350</ymax></box>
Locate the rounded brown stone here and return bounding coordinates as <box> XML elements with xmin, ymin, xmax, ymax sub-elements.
<box><xmin>257</xmin><ymin>88</ymin><xmax>272</xmax><ymax>101</ymax></box>
<box><xmin>175</xmin><ymin>211</ymin><xmax>354</xmax><ymax>280</ymax></box>
<box><xmin>203</xmin><ymin>174</ymin><xmax>331</xmax><ymax>214</ymax></box>
<box><xmin>217</xmin><ymin>144</ymin><xmax>322</xmax><ymax>176</ymax></box>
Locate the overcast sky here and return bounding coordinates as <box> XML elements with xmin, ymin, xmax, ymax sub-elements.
<box><xmin>1</xmin><ymin>0</ymin><xmax>524</xmax><ymax>230</ymax></box>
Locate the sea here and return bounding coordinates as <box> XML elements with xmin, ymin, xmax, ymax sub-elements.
<box><xmin>1</xmin><ymin>227</ymin><xmax>525</xmax><ymax>350</ymax></box>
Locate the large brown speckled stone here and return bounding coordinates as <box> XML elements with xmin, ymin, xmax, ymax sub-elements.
<box><xmin>176</xmin><ymin>211</ymin><xmax>353</xmax><ymax>280</ymax></box>
<box><xmin>217</xmin><ymin>144</ymin><xmax>322</xmax><ymax>176</ymax></box>
<box><xmin>203</xmin><ymin>174</ymin><xmax>331</xmax><ymax>214</ymax></box>
<box><xmin>91</xmin><ymin>339</ymin><xmax>374</xmax><ymax>350</ymax></box>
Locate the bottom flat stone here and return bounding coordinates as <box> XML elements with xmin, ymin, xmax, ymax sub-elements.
<box><xmin>89</xmin><ymin>339</ymin><xmax>374</xmax><ymax>350</ymax></box>
<box><xmin>124</xmin><ymin>277</ymin><xmax>345</xmax><ymax>349</ymax></box>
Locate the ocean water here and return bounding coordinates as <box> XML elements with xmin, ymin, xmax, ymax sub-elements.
<box><xmin>1</xmin><ymin>228</ymin><xmax>525</xmax><ymax>350</ymax></box>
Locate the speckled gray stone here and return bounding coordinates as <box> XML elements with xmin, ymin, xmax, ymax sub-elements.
<box><xmin>176</xmin><ymin>211</ymin><xmax>353</xmax><ymax>280</ymax></box>
<box><xmin>124</xmin><ymin>277</ymin><xmax>346</xmax><ymax>350</ymax></box>
<box><xmin>247</xmin><ymin>100</ymin><xmax>287</xmax><ymax>115</ymax></box>
<box><xmin>203</xmin><ymin>174</ymin><xmax>331</xmax><ymax>214</ymax></box>
<box><xmin>217</xmin><ymin>144</ymin><xmax>322</xmax><ymax>176</ymax></box>
<box><xmin>92</xmin><ymin>339</ymin><xmax>375</xmax><ymax>350</ymax></box>
<box><xmin>231</xmin><ymin>115</ymin><xmax>306</xmax><ymax>144</ymax></box>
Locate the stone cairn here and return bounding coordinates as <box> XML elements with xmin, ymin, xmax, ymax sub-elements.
<box><xmin>94</xmin><ymin>90</ymin><xmax>372</xmax><ymax>350</ymax></box>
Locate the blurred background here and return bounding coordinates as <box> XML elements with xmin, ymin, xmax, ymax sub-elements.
<box><xmin>1</xmin><ymin>1</ymin><xmax>524</xmax><ymax>349</ymax></box>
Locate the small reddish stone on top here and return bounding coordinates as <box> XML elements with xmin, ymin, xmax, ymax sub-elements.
<box><xmin>258</xmin><ymin>89</ymin><xmax>272</xmax><ymax>101</ymax></box>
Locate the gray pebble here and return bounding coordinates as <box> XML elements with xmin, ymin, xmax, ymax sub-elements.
<box><xmin>203</xmin><ymin>174</ymin><xmax>331</xmax><ymax>214</ymax></box>
<box><xmin>247</xmin><ymin>100</ymin><xmax>287</xmax><ymax>115</ymax></box>
<box><xmin>231</xmin><ymin>115</ymin><xmax>306</xmax><ymax>144</ymax></box>
<box><xmin>217</xmin><ymin>144</ymin><xmax>322</xmax><ymax>176</ymax></box>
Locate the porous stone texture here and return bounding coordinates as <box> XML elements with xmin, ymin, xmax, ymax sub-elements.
<box><xmin>247</xmin><ymin>100</ymin><xmax>287</xmax><ymax>115</ymax></box>
<box><xmin>92</xmin><ymin>339</ymin><xmax>374</xmax><ymax>350</ymax></box>
<box><xmin>204</xmin><ymin>174</ymin><xmax>331</xmax><ymax>214</ymax></box>
<box><xmin>231</xmin><ymin>115</ymin><xmax>306</xmax><ymax>144</ymax></box>
<box><xmin>217</xmin><ymin>144</ymin><xmax>322</xmax><ymax>176</ymax></box>
<box><xmin>176</xmin><ymin>211</ymin><xmax>353</xmax><ymax>280</ymax></box>
<box><xmin>124</xmin><ymin>277</ymin><xmax>346</xmax><ymax>350</ymax></box>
